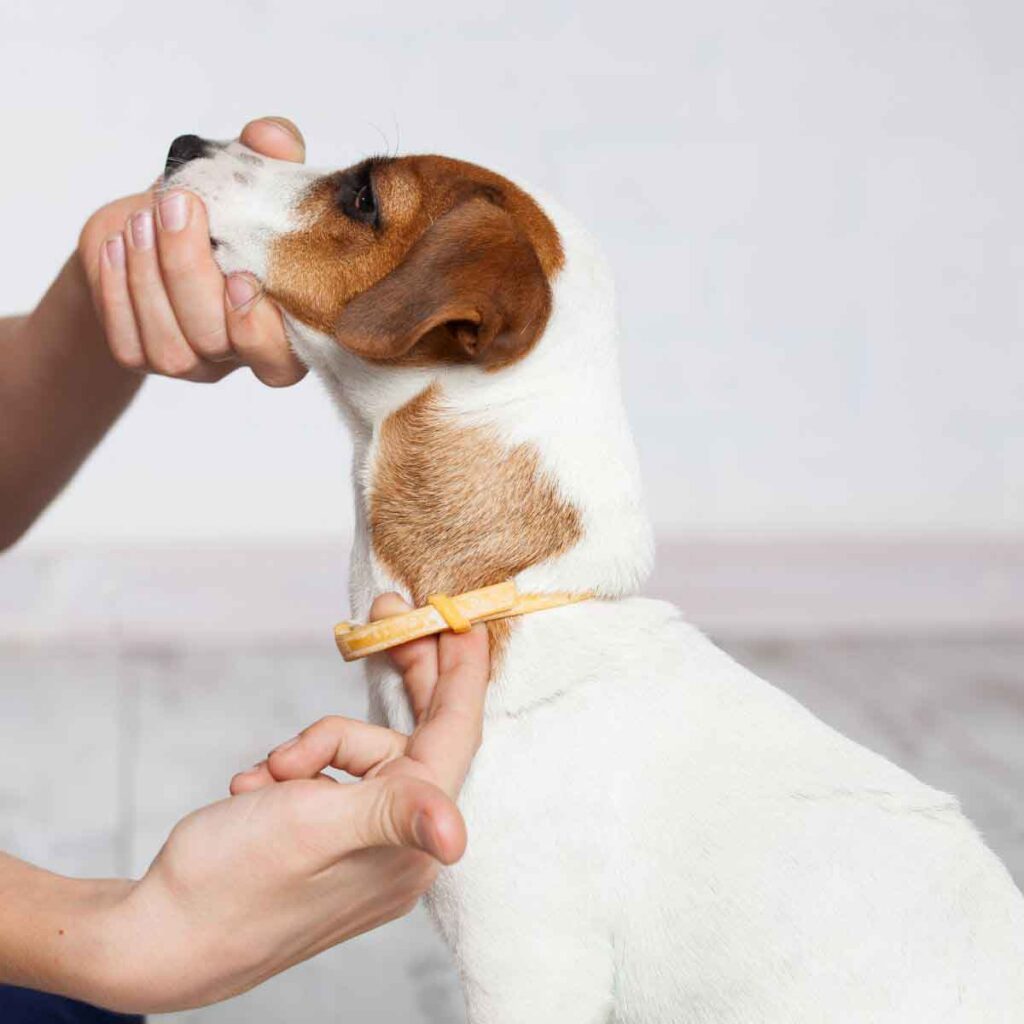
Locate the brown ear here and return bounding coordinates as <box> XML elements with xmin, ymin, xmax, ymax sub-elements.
<box><xmin>333</xmin><ymin>198</ymin><xmax>552</xmax><ymax>368</ymax></box>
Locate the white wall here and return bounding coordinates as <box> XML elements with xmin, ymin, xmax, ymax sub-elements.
<box><xmin>2</xmin><ymin>0</ymin><xmax>1021</xmax><ymax>544</ymax></box>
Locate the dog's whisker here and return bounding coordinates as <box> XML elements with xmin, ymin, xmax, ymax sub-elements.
<box><xmin>365</xmin><ymin>120</ymin><xmax>392</xmax><ymax>160</ymax></box>
<box><xmin>391</xmin><ymin>113</ymin><xmax>401</xmax><ymax>158</ymax></box>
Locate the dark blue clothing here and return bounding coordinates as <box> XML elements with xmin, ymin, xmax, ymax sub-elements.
<box><xmin>0</xmin><ymin>985</ymin><xmax>142</xmax><ymax>1023</ymax></box>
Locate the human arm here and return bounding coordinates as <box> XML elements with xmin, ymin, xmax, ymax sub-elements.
<box><xmin>0</xmin><ymin>596</ymin><xmax>489</xmax><ymax>1013</ymax></box>
<box><xmin>0</xmin><ymin>117</ymin><xmax>306</xmax><ymax>551</ymax></box>
<box><xmin>0</xmin><ymin>260</ymin><xmax>140</xmax><ymax>550</ymax></box>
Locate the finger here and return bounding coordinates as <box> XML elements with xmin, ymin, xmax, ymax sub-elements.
<box><xmin>154</xmin><ymin>191</ymin><xmax>232</xmax><ymax>361</ymax></box>
<box><xmin>239</xmin><ymin>116</ymin><xmax>306</xmax><ymax>163</ymax></box>
<box><xmin>306</xmin><ymin>774</ymin><xmax>467</xmax><ymax>865</ymax></box>
<box><xmin>97</xmin><ymin>234</ymin><xmax>144</xmax><ymax>370</ymax></box>
<box><xmin>371</xmin><ymin>593</ymin><xmax>438</xmax><ymax>723</ymax></box>
<box><xmin>224</xmin><ymin>275</ymin><xmax>307</xmax><ymax>387</ymax></box>
<box><xmin>369</xmin><ymin>592</ymin><xmax>411</xmax><ymax>620</ymax></box>
<box><xmin>229</xmin><ymin>760</ymin><xmax>275</xmax><ymax>794</ymax></box>
<box><xmin>407</xmin><ymin>624</ymin><xmax>491</xmax><ymax>795</ymax></box>
<box><xmin>231</xmin><ymin>760</ymin><xmax>336</xmax><ymax>795</ymax></box>
<box><xmin>123</xmin><ymin>207</ymin><xmax>223</xmax><ymax>381</ymax></box>
<box><xmin>79</xmin><ymin>191</ymin><xmax>150</xmax><ymax>315</ymax></box>
<box><xmin>267</xmin><ymin>715</ymin><xmax>408</xmax><ymax>782</ymax></box>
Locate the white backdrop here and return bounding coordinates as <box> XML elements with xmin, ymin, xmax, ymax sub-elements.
<box><xmin>2</xmin><ymin>0</ymin><xmax>1021</xmax><ymax>544</ymax></box>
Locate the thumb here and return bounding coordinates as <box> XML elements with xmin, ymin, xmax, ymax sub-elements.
<box><xmin>239</xmin><ymin>116</ymin><xmax>306</xmax><ymax>163</ymax></box>
<box><xmin>310</xmin><ymin>775</ymin><xmax>468</xmax><ymax>866</ymax></box>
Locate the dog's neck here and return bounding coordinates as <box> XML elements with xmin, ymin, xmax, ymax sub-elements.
<box><xmin>291</xmin><ymin>199</ymin><xmax>653</xmax><ymax>718</ymax></box>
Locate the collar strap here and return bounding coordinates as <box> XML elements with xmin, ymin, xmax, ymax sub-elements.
<box><xmin>334</xmin><ymin>581</ymin><xmax>592</xmax><ymax>661</ymax></box>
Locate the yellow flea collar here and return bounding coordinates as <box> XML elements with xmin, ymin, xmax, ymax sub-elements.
<box><xmin>334</xmin><ymin>581</ymin><xmax>592</xmax><ymax>661</ymax></box>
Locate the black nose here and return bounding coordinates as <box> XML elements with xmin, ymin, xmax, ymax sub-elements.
<box><xmin>164</xmin><ymin>134</ymin><xmax>209</xmax><ymax>176</ymax></box>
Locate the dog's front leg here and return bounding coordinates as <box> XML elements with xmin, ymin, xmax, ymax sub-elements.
<box><xmin>462</xmin><ymin>960</ymin><xmax>614</xmax><ymax>1024</ymax></box>
<box><xmin>433</xmin><ymin>877</ymin><xmax>615</xmax><ymax>1024</ymax></box>
<box><xmin>426</xmin><ymin>760</ymin><xmax>617</xmax><ymax>1024</ymax></box>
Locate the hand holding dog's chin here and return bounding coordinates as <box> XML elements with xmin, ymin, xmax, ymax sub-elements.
<box><xmin>74</xmin><ymin>115</ymin><xmax>307</xmax><ymax>388</ymax></box>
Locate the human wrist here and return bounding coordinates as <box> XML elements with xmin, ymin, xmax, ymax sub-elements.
<box><xmin>67</xmin><ymin>877</ymin><xmax>152</xmax><ymax>1013</ymax></box>
<box><xmin>0</xmin><ymin>854</ymin><xmax>135</xmax><ymax>1008</ymax></box>
<box><xmin>86</xmin><ymin>867</ymin><xmax>198</xmax><ymax>1013</ymax></box>
<box><xmin>51</xmin><ymin>251</ymin><xmax>119</xmax><ymax>366</ymax></box>
<box><xmin>21</xmin><ymin>250</ymin><xmax>141</xmax><ymax>393</ymax></box>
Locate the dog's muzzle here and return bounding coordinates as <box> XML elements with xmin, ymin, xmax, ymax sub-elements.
<box><xmin>164</xmin><ymin>134</ymin><xmax>210</xmax><ymax>177</ymax></box>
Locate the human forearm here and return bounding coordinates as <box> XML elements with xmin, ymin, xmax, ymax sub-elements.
<box><xmin>0</xmin><ymin>255</ymin><xmax>142</xmax><ymax>550</ymax></box>
<box><xmin>0</xmin><ymin>595</ymin><xmax>487</xmax><ymax>1014</ymax></box>
<box><xmin>0</xmin><ymin>852</ymin><xmax>129</xmax><ymax>1005</ymax></box>
<box><xmin>0</xmin><ymin>117</ymin><xmax>309</xmax><ymax>551</ymax></box>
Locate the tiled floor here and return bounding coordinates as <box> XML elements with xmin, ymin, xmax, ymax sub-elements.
<box><xmin>1</xmin><ymin>543</ymin><xmax>1022</xmax><ymax>1022</ymax></box>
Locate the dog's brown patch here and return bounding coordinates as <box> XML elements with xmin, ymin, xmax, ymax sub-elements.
<box><xmin>267</xmin><ymin>155</ymin><xmax>563</xmax><ymax>370</ymax></box>
<box><xmin>370</xmin><ymin>385</ymin><xmax>582</xmax><ymax>661</ymax></box>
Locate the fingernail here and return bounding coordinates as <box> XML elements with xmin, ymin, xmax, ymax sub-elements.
<box><xmin>157</xmin><ymin>192</ymin><xmax>189</xmax><ymax>233</ymax></box>
<box><xmin>104</xmin><ymin>235</ymin><xmax>125</xmax><ymax>270</ymax></box>
<box><xmin>130</xmin><ymin>209</ymin><xmax>154</xmax><ymax>251</ymax></box>
<box><xmin>413</xmin><ymin>810</ymin><xmax>440</xmax><ymax>858</ymax></box>
<box><xmin>226</xmin><ymin>274</ymin><xmax>259</xmax><ymax>311</ymax></box>
<box><xmin>269</xmin><ymin>735</ymin><xmax>300</xmax><ymax>756</ymax></box>
<box><xmin>261</xmin><ymin>116</ymin><xmax>305</xmax><ymax>150</ymax></box>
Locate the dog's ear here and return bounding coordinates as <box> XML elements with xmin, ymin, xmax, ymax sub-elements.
<box><xmin>333</xmin><ymin>198</ymin><xmax>552</xmax><ymax>368</ymax></box>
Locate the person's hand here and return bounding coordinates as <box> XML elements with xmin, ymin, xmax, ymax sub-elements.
<box><xmin>232</xmin><ymin>592</ymin><xmax>489</xmax><ymax>799</ymax></box>
<box><xmin>75</xmin><ymin>594</ymin><xmax>489</xmax><ymax>1014</ymax></box>
<box><xmin>76</xmin><ymin>116</ymin><xmax>307</xmax><ymax>386</ymax></box>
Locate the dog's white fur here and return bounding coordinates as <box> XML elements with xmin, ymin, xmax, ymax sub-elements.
<box><xmin>174</xmin><ymin>142</ymin><xmax>1024</xmax><ymax>1023</ymax></box>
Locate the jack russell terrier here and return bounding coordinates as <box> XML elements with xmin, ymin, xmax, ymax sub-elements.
<box><xmin>163</xmin><ymin>133</ymin><xmax>1024</xmax><ymax>1023</ymax></box>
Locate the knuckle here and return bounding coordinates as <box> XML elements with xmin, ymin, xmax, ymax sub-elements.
<box><xmin>372</xmin><ymin>780</ymin><xmax>407</xmax><ymax>848</ymax></box>
<box><xmin>110</xmin><ymin>347</ymin><xmax>147</xmax><ymax>373</ymax></box>
<box><xmin>188</xmin><ymin>324</ymin><xmax>230</xmax><ymax>357</ymax></box>
<box><xmin>157</xmin><ymin>243</ymin><xmax>202</xmax><ymax>277</ymax></box>
<box><xmin>311</xmin><ymin>715</ymin><xmax>343</xmax><ymax>736</ymax></box>
<box><xmin>224</xmin><ymin>322</ymin><xmax>266</xmax><ymax>356</ymax></box>
<box><xmin>153</xmin><ymin>349</ymin><xmax>198</xmax><ymax>378</ymax></box>
<box><xmin>77</xmin><ymin>222</ymin><xmax>97</xmax><ymax>262</ymax></box>
<box><xmin>78</xmin><ymin>209</ymin><xmax>109</xmax><ymax>259</ymax></box>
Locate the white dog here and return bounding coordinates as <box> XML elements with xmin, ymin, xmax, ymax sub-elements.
<box><xmin>165</xmin><ymin>134</ymin><xmax>1024</xmax><ymax>1023</ymax></box>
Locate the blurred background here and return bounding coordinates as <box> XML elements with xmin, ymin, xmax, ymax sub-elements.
<box><xmin>1</xmin><ymin>1</ymin><xmax>1021</xmax><ymax>1021</ymax></box>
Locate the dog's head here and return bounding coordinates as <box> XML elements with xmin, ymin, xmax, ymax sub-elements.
<box><xmin>162</xmin><ymin>134</ymin><xmax>565</xmax><ymax>373</ymax></box>
<box><xmin>161</xmin><ymin>134</ymin><xmax>652</xmax><ymax>636</ymax></box>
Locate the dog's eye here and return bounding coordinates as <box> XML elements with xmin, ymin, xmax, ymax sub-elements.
<box><xmin>337</xmin><ymin>165</ymin><xmax>380</xmax><ymax>228</ymax></box>
<box><xmin>354</xmin><ymin>185</ymin><xmax>375</xmax><ymax>216</ymax></box>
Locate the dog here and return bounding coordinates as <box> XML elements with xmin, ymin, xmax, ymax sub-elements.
<box><xmin>163</xmin><ymin>133</ymin><xmax>1024</xmax><ymax>1023</ymax></box>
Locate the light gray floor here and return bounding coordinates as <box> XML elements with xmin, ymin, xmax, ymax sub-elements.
<box><xmin>1</xmin><ymin>543</ymin><xmax>1022</xmax><ymax>1021</ymax></box>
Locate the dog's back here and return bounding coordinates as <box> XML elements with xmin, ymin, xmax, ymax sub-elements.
<box><xmin>432</xmin><ymin>597</ymin><xmax>1024</xmax><ymax>1022</ymax></box>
